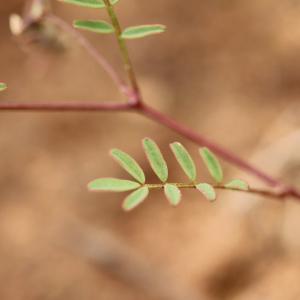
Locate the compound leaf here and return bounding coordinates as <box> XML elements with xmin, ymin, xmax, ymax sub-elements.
<box><xmin>0</xmin><ymin>83</ymin><xmax>7</xmax><ymax>91</ymax></box>
<box><xmin>196</xmin><ymin>183</ymin><xmax>216</xmax><ymax>202</ymax></box>
<box><xmin>143</xmin><ymin>138</ymin><xmax>168</xmax><ymax>182</ymax></box>
<box><xmin>170</xmin><ymin>142</ymin><xmax>197</xmax><ymax>181</ymax></box>
<box><xmin>123</xmin><ymin>186</ymin><xmax>149</xmax><ymax>211</ymax></box>
<box><xmin>74</xmin><ymin>20</ymin><xmax>114</xmax><ymax>33</ymax></box>
<box><xmin>110</xmin><ymin>148</ymin><xmax>145</xmax><ymax>184</ymax></box>
<box><xmin>199</xmin><ymin>148</ymin><xmax>223</xmax><ymax>183</ymax></box>
<box><xmin>225</xmin><ymin>179</ymin><xmax>249</xmax><ymax>191</ymax></box>
<box><xmin>164</xmin><ymin>184</ymin><xmax>181</xmax><ymax>206</ymax></box>
<box><xmin>59</xmin><ymin>0</ymin><xmax>119</xmax><ymax>9</ymax></box>
<box><xmin>121</xmin><ymin>24</ymin><xmax>166</xmax><ymax>39</ymax></box>
<box><xmin>88</xmin><ymin>178</ymin><xmax>140</xmax><ymax>192</ymax></box>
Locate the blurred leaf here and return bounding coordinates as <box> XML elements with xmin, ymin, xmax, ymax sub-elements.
<box><xmin>164</xmin><ymin>184</ymin><xmax>181</xmax><ymax>206</ymax></box>
<box><xmin>110</xmin><ymin>148</ymin><xmax>145</xmax><ymax>184</ymax></box>
<box><xmin>74</xmin><ymin>20</ymin><xmax>114</xmax><ymax>33</ymax></box>
<box><xmin>196</xmin><ymin>183</ymin><xmax>216</xmax><ymax>201</ymax></box>
<box><xmin>121</xmin><ymin>25</ymin><xmax>166</xmax><ymax>39</ymax></box>
<box><xmin>123</xmin><ymin>186</ymin><xmax>149</xmax><ymax>211</ymax></box>
<box><xmin>143</xmin><ymin>138</ymin><xmax>168</xmax><ymax>182</ymax></box>
<box><xmin>0</xmin><ymin>83</ymin><xmax>7</xmax><ymax>91</ymax></box>
<box><xmin>170</xmin><ymin>142</ymin><xmax>197</xmax><ymax>181</ymax></box>
<box><xmin>88</xmin><ymin>178</ymin><xmax>140</xmax><ymax>192</ymax></box>
<box><xmin>225</xmin><ymin>179</ymin><xmax>249</xmax><ymax>191</ymax></box>
<box><xmin>199</xmin><ymin>148</ymin><xmax>223</xmax><ymax>183</ymax></box>
<box><xmin>59</xmin><ymin>0</ymin><xmax>119</xmax><ymax>9</ymax></box>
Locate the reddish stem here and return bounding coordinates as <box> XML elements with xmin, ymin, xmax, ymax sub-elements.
<box><xmin>0</xmin><ymin>102</ymin><xmax>131</xmax><ymax>111</ymax></box>
<box><xmin>4</xmin><ymin>0</ymin><xmax>299</xmax><ymax>201</ymax></box>
<box><xmin>138</xmin><ymin>104</ymin><xmax>279</xmax><ymax>186</ymax></box>
<box><xmin>0</xmin><ymin>100</ymin><xmax>299</xmax><ymax>200</ymax></box>
<box><xmin>46</xmin><ymin>14</ymin><xmax>128</xmax><ymax>95</ymax></box>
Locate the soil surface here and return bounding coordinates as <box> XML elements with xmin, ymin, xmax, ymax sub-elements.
<box><xmin>1</xmin><ymin>1</ymin><xmax>300</xmax><ymax>299</ymax></box>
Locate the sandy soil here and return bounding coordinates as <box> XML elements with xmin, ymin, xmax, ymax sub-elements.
<box><xmin>0</xmin><ymin>1</ymin><xmax>300</xmax><ymax>299</ymax></box>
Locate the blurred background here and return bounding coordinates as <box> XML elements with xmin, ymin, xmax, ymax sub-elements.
<box><xmin>1</xmin><ymin>0</ymin><xmax>300</xmax><ymax>299</ymax></box>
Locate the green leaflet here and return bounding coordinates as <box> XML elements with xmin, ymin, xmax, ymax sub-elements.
<box><xmin>74</xmin><ymin>20</ymin><xmax>114</xmax><ymax>33</ymax></box>
<box><xmin>59</xmin><ymin>0</ymin><xmax>119</xmax><ymax>9</ymax></box>
<box><xmin>121</xmin><ymin>24</ymin><xmax>166</xmax><ymax>39</ymax></box>
<box><xmin>164</xmin><ymin>184</ymin><xmax>181</xmax><ymax>206</ymax></box>
<box><xmin>196</xmin><ymin>183</ymin><xmax>216</xmax><ymax>202</ymax></box>
<box><xmin>170</xmin><ymin>142</ymin><xmax>197</xmax><ymax>181</ymax></box>
<box><xmin>0</xmin><ymin>83</ymin><xmax>7</xmax><ymax>91</ymax></box>
<box><xmin>123</xmin><ymin>186</ymin><xmax>149</xmax><ymax>211</ymax></box>
<box><xmin>88</xmin><ymin>178</ymin><xmax>140</xmax><ymax>192</ymax></box>
<box><xmin>225</xmin><ymin>179</ymin><xmax>249</xmax><ymax>191</ymax></box>
<box><xmin>110</xmin><ymin>148</ymin><xmax>145</xmax><ymax>184</ymax></box>
<box><xmin>143</xmin><ymin>138</ymin><xmax>168</xmax><ymax>182</ymax></box>
<box><xmin>199</xmin><ymin>148</ymin><xmax>223</xmax><ymax>183</ymax></box>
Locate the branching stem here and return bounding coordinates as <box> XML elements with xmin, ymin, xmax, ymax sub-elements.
<box><xmin>46</xmin><ymin>13</ymin><xmax>128</xmax><ymax>95</ymax></box>
<box><xmin>2</xmin><ymin>0</ymin><xmax>300</xmax><ymax>202</ymax></box>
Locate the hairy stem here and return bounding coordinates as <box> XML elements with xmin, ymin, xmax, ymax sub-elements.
<box><xmin>103</xmin><ymin>0</ymin><xmax>141</xmax><ymax>103</ymax></box>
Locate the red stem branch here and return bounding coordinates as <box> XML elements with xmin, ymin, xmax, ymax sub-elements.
<box><xmin>0</xmin><ymin>100</ymin><xmax>299</xmax><ymax>200</ymax></box>
<box><xmin>3</xmin><ymin>0</ymin><xmax>299</xmax><ymax>201</ymax></box>
<box><xmin>46</xmin><ymin>14</ymin><xmax>128</xmax><ymax>95</ymax></box>
<box><xmin>0</xmin><ymin>101</ymin><xmax>131</xmax><ymax>111</ymax></box>
<box><xmin>137</xmin><ymin>104</ymin><xmax>300</xmax><ymax>199</ymax></box>
<box><xmin>139</xmin><ymin>104</ymin><xmax>279</xmax><ymax>186</ymax></box>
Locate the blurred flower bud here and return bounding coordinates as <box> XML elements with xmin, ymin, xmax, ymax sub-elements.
<box><xmin>30</xmin><ymin>0</ymin><xmax>44</xmax><ymax>20</ymax></box>
<box><xmin>9</xmin><ymin>14</ymin><xmax>24</xmax><ymax>36</ymax></box>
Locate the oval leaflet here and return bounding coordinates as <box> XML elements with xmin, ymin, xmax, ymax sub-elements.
<box><xmin>88</xmin><ymin>178</ymin><xmax>140</xmax><ymax>192</ymax></box>
<box><xmin>110</xmin><ymin>148</ymin><xmax>145</xmax><ymax>184</ymax></box>
<box><xmin>164</xmin><ymin>184</ymin><xmax>181</xmax><ymax>206</ymax></box>
<box><xmin>74</xmin><ymin>20</ymin><xmax>114</xmax><ymax>34</ymax></box>
<box><xmin>121</xmin><ymin>24</ymin><xmax>166</xmax><ymax>39</ymax></box>
<box><xmin>196</xmin><ymin>183</ymin><xmax>216</xmax><ymax>202</ymax></box>
<box><xmin>199</xmin><ymin>148</ymin><xmax>223</xmax><ymax>183</ymax></box>
<box><xmin>170</xmin><ymin>142</ymin><xmax>197</xmax><ymax>181</ymax></box>
<box><xmin>123</xmin><ymin>186</ymin><xmax>149</xmax><ymax>211</ymax></box>
<box><xmin>143</xmin><ymin>138</ymin><xmax>168</xmax><ymax>182</ymax></box>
